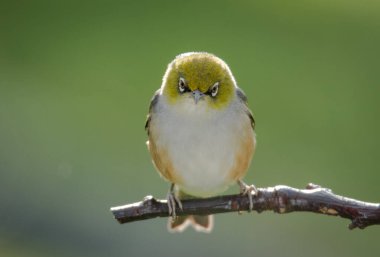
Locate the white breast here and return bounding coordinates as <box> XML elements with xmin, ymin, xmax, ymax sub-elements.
<box><xmin>150</xmin><ymin>94</ymin><xmax>252</xmax><ymax>197</ymax></box>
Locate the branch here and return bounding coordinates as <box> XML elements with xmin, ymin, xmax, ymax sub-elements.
<box><xmin>110</xmin><ymin>183</ymin><xmax>380</xmax><ymax>229</ymax></box>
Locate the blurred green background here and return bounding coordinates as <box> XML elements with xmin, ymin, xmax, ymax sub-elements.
<box><xmin>1</xmin><ymin>0</ymin><xmax>379</xmax><ymax>256</ymax></box>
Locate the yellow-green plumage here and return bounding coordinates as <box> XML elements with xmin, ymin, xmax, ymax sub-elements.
<box><xmin>163</xmin><ymin>52</ymin><xmax>235</xmax><ymax>109</ymax></box>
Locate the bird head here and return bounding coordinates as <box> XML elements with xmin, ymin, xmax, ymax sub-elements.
<box><xmin>161</xmin><ymin>52</ymin><xmax>237</xmax><ymax>110</ymax></box>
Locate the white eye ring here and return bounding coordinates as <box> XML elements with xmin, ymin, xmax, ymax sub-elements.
<box><xmin>178</xmin><ymin>77</ymin><xmax>186</xmax><ymax>93</ymax></box>
<box><xmin>211</xmin><ymin>82</ymin><xmax>219</xmax><ymax>97</ymax></box>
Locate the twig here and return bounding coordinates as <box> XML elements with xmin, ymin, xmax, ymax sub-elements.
<box><xmin>110</xmin><ymin>183</ymin><xmax>380</xmax><ymax>229</ymax></box>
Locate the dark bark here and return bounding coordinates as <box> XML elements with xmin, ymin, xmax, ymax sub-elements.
<box><xmin>110</xmin><ymin>183</ymin><xmax>380</xmax><ymax>229</ymax></box>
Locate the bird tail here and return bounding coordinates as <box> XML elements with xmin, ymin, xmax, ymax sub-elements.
<box><xmin>167</xmin><ymin>189</ymin><xmax>213</xmax><ymax>233</ymax></box>
<box><xmin>168</xmin><ymin>215</ymin><xmax>214</xmax><ymax>233</ymax></box>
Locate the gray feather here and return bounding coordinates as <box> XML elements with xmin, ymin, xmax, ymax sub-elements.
<box><xmin>236</xmin><ymin>88</ymin><xmax>255</xmax><ymax>129</ymax></box>
<box><xmin>145</xmin><ymin>89</ymin><xmax>160</xmax><ymax>135</ymax></box>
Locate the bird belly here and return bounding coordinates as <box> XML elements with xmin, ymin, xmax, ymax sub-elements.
<box><xmin>169</xmin><ymin>129</ymin><xmax>237</xmax><ymax>196</ymax></box>
<box><xmin>150</xmin><ymin>100</ymin><xmax>254</xmax><ymax>197</ymax></box>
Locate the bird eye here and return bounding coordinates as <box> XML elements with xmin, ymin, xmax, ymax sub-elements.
<box><xmin>210</xmin><ymin>82</ymin><xmax>219</xmax><ymax>97</ymax></box>
<box><xmin>178</xmin><ymin>77</ymin><xmax>186</xmax><ymax>93</ymax></box>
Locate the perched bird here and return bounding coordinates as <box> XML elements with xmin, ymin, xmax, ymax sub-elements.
<box><xmin>145</xmin><ymin>52</ymin><xmax>256</xmax><ymax>232</ymax></box>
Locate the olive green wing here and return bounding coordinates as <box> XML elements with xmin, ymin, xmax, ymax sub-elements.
<box><xmin>236</xmin><ymin>87</ymin><xmax>255</xmax><ymax>129</ymax></box>
<box><xmin>145</xmin><ymin>89</ymin><xmax>160</xmax><ymax>135</ymax></box>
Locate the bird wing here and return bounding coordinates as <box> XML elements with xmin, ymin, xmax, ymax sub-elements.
<box><xmin>236</xmin><ymin>88</ymin><xmax>255</xmax><ymax>129</ymax></box>
<box><xmin>145</xmin><ymin>89</ymin><xmax>161</xmax><ymax>135</ymax></box>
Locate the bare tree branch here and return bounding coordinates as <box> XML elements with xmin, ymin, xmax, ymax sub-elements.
<box><xmin>110</xmin><ymin>183</ymin><xmax>380</xmax><ymax>229</ymax></box>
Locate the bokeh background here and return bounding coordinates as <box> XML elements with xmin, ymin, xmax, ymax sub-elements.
<box><xmin>1</xmin><ymin>0</ymin><xmax>379</xmax><ymax>256</ymax></box>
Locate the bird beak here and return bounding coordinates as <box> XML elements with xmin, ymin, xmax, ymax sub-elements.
<box><xmin>192</xmin><ymin>90</ymin><xmax>204</xmax><ymax>104</ymax></box>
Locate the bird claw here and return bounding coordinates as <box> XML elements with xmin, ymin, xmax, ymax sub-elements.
<box><xmin>238</xmin><ymin>180</ymin><xmax>257</xmax><ymax>212</ymax></box>
<box><xmin>167</xmin><ymin>184</ymin><xmax>183</xmax><ymax>220</ymax></box>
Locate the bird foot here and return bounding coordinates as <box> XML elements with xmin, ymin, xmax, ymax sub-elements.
<box><xmin>238</xmin><ymin>180</ymin><xmax>257</xmax><ymax>212</ymax></box>
<box><xmin>166</xmin><ymin>184</ymin><xmax>183</xmax><ymax>220</ymax></box>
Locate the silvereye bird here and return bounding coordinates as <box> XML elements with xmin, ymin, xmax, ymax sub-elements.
<box><xmin>145</xmin><ymin>52</ymin><xmax>256</xmax><ymax>232</ymax></box>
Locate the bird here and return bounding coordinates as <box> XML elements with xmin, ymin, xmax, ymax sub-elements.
<box><xmin>145</xmin><ymin>52</ymin><xmax>256</xmax><ymax>232</ymax></box>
